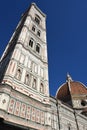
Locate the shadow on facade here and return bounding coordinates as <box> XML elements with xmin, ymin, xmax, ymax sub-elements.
<box><xmin>0</xmin><ymin>118</ymin><xmax>28</xmax><ymax>130</ymax></box>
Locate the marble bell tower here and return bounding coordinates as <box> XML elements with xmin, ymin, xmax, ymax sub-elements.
<box><xmin>0</xmin><ymin>3</ymin><xmax>51</xmax><ymax>130</ymax></box>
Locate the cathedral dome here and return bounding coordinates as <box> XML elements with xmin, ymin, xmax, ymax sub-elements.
<box><xmin>56</xmin><ymin>74</ymin><xmax>87</xmax><ymax>103</ymax></box>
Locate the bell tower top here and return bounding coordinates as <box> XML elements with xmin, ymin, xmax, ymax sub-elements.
<box><xmin>30</xmin><ymin>3</ymin><xmax>46</xmax><ymax>17</ymax></box>
<box><xmin>28</xmin><ymin>3</ymin><xmax>46</xmax><ymax>29</ymax></box>
<box><xmin>27</xmin><ymin>2</ymin><xmax>47</xmax><ymax>42</ymax></box>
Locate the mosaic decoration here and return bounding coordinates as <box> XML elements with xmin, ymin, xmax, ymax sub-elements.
<box><xmin>20</xmin><ymin>103</ymin><xmax>26</xmax><ymax>118</ymax></box>
<box><xmin>36</xmin><ymin>109</ymin><xmax>40</xmax><ymax>123</ymax></box>
<box><xmin>31</xmin><ymin>107</ymin><xmax>36</xmax><ymax>121</ymax></box>
<box><xmin>26</xmin><ymin>105</ymin><xmax>31</xmax><ymax>120</ymax></box>
<box><xmin>41</xmin><ymin>111</ymin><xmax>45</xmax><ymax>124</ymax></box>
<box><xmin>8</xmin><ymin>98</ymin><xmax>16</xmax><ymax>114</ymax></box>
<box><xmin>7</xmin><ymin>98</ymin><xmax>46</xmax><ymax>125</ymax></box>
<box><xmin>14</xmin><ymin>101</ymin><xmax>21</xmax><ymax>116</ymax></box>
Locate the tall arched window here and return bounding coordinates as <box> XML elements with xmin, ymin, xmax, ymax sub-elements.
<box><xmin>32</xmin><ymin>25</ymin><xmax>36</xmax><ymax>32</ymax></box>
<box><xmin>29</xmin><ymin>38</ymin><xmax>34</xmax><ymax>48</ymax></box>
<box><xmin>36</xmin><ymin>43</ymin><xmax>40</xmax><ymax>53</ymax></box>
<box><xmin>35</xmin><ymin>14</ymin><xmax>41</xmax><ymax>25</ymax></box>
<box><xmin>37</xmin><ymin>30</ymin><xmax>41</xmax><ymax>37</ymax></box>
<box><xmin>68</xmin><ymin>123</ymin><xmax>71</xmax><ymax>130</ymax></box>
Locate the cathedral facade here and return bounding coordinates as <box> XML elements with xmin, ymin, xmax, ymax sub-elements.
<box><xmin>0</xmin><ymin>3</ymin><xmax>87</xmax><ymax>130</ymax></box>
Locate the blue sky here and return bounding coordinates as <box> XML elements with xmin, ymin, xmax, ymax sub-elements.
<box><xmin>0</xmin><ymin>0</ymin><xmax>87</xmax><ymax>96</ymax></box>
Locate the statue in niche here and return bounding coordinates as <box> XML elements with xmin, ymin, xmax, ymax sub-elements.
<box><xmin>16</xmin><ymin>68</ymin><xmax>21</xmax><ymax>80</ymax></box>
<box><xmin>40</xmin><ymin>83</ymin><xmax>44</xmax><ymax>93</ymax></box>
<box><xmin>33</xmin><ymin>78</ymin><xmax>36</xmax><ymax>89</ymax></box>
<box><xmin>25</xmin><ymin>74</ymin><xmax>29</xmax><ymax>85</ymax></box>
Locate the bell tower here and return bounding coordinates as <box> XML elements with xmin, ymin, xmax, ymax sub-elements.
<box><xmin>0</xmin><ymin>3</ymin><xmax>51</xmax><ymax>130</ymax></box>
<box><xmin>0</xmin><ymin>3</ymin><xmax>49</xmax><ymax>102</ymax></box>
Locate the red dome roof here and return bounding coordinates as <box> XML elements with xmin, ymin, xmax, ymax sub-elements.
<box><xmin>56</xmin><ymin>81</ymin><xmax>87</xmax><ymax>101</ymax></box>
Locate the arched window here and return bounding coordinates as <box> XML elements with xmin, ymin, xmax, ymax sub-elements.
<box><xmin>81</xmin><ymin>100</ymin><xmax>87</xmax><ymax>106</ymax></box>
<box><xmin>32</xmin><ymin>25</ymin><xmax>36</xmax><ymax>32</ymax></box>
<box><xmin>29</xmin><ymin>38</ymin><xmax>34</xmax><ymax>48</ymax></box>
<box><xmin>68</xmin><ymin>126</ymin><xmax>70</xmax><ymax>130</ymax></box>
<box><xmin>36</xmin><ymin>43</ymin><xmax>40</xmax><ymax>53</ymax></box>
<box><xmin>15</xmin><ymin>68</ymin><xmax>22</xmax><ymax>80</ymax></box>
<box><xmin>40</xmin><ymin>83</ymin><xmax>44</xmax><ymax>94</ymax></box>
<box><xmin>68</xmin><ymin>123</ymin><xmax>71</xmax><ymax>130</ymax></box>
<box><xmin>37</xmin><ymin>30</ymin><xmax>41</xmax><ymax>37</ymax></box>
<box><xmin>35</xmin><ymin>14</ymin><xmax>41</xmax><ymax>25</ymax></box>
